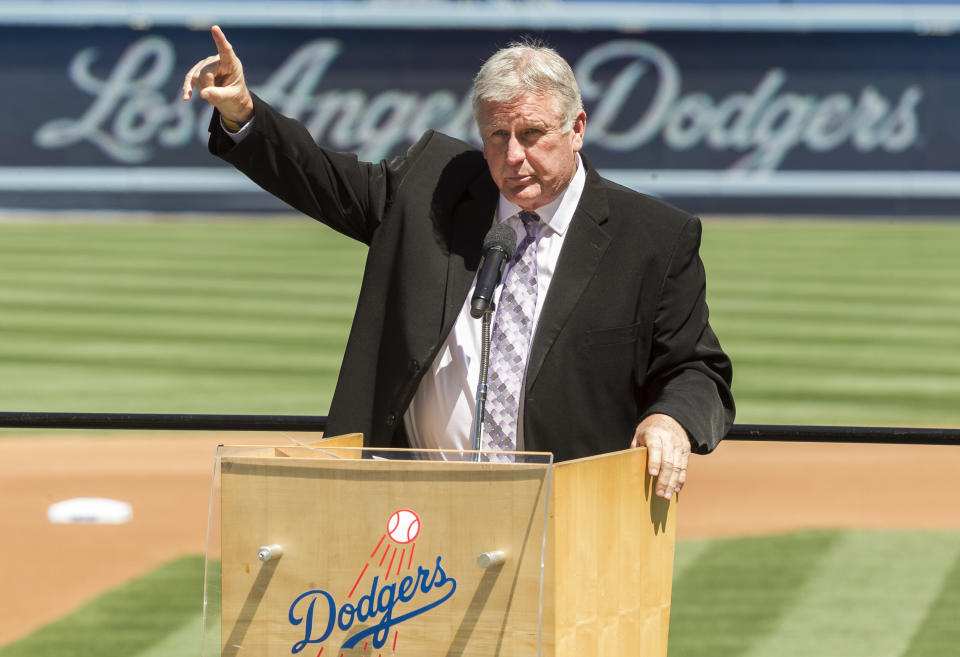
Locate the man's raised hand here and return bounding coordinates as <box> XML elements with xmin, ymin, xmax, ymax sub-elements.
<box><xmin>182</xmin><ymin>26</ymin><xmax>254</xmax><ymax>124</ymax></box>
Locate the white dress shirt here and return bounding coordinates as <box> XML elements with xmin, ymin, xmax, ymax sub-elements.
<box><xmin>404</xmin><ymin>155</ymin><xmax>586</xmax><ymax>453</ymax></box>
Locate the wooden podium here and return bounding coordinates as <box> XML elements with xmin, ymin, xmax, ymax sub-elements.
<box><xmin>208</xmin><ymin>435</ymin><xmax>676</xmax><ymax>657</ymax></box>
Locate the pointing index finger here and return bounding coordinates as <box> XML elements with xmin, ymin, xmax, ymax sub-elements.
<box><xmin>210</xmin><ymin>25</ymin><xmax>235</xmax><ymax>63</ymax></box>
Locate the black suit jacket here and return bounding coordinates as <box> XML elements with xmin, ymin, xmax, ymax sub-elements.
<box><xmin>210</xmin><ymin>94</ymin><xmax>734</xmax><ymax>461</ymax></box>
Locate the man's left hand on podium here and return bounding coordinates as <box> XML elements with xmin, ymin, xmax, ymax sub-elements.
<box><xmin>631</xmin><ymin>414</ymin><xmax>691</xmax><ymax>500</ymax></box>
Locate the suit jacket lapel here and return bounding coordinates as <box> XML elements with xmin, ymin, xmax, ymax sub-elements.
<box><xmin>525</xmin><ymin>163</ymin><xmax>611</xmax><ymax>391</ymax></box>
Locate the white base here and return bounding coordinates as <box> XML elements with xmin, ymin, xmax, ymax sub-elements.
<box><xmin>47</xmin><ymin>497</ymin><xmax>133</xmax><ymax>525</ymax></box>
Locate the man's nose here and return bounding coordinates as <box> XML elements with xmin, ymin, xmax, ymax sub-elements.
<box><xmin>506</xmin><ymin>134</ymin><xmax>525</xmax><ymax>165</ymax></box>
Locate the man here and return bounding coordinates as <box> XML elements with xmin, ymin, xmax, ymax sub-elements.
<box><xmin>183</xmin><ymin>27</ymin><xmax>734</xmax><ymax>500</ymax></box>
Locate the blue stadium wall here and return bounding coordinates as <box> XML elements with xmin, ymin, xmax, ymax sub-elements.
<box><xmin>3</xmin><ymin>5</ymin><xmax>960</xmax><ymax>215</ymax></box>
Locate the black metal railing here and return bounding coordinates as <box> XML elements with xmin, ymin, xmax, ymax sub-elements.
<box><xmin>1</xmin><ymin>412</ymin><xmax>958</xmax><ymax>445</ymax></box>
<box><xmin>726</xmin><ymin>423</ymin><xmax>960</xmax><ymax>445</ymax></box>
<box><xmin>0</xmin><ymin>412</ymin><xmax>325</xmax><ymax>432</ymax></box>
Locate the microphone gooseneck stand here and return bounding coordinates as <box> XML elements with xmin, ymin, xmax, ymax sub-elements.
<box><xmin>471</xmin><ymin>306</ymin><xmax>494</xmax><ymax>457</ymax></box>
<box><xmin>469</xmin><ymin>223</ymin><xmax>516</xmax><ymax>460</ymax></box>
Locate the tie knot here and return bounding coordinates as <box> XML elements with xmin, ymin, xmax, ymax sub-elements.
<box><xmin>518</xmin><ymin>210</ymin><xmax>540</xmax><ymax>226</ymax></box>
<box><xmin>518</xmin><ymin>211</ymin><xmax>541</xmax><ymax>240</ymax></box>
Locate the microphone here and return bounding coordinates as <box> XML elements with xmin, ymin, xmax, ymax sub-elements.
<box><xmin>470</xmin><ymin>223</ymin><xmax>517</xmax><ymax>319</ymax></box>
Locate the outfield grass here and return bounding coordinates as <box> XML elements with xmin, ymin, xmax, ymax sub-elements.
<box><xmin>0</xmin><ymin>220</ymin><xmax>363</xmax><ymax>416</ymax></box>
<box><xmin>701</xmin><ymin>219</ymin><xmax>960</xmax><ymax>427</ymax></box>
<box><xmin>3</xmin><ymin>530</ymin><xmax>959</xmax><ymax>657</ymax></box>
<box><xmin>0</xmin><ymin>217</ymin><xmax>958</xmax><ymax>427</ymax></box>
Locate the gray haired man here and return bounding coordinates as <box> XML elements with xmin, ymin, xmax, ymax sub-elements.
<box><xmin>183</xmin><ymin>27</ymin><xmax>734</xmax><ymax>499</ymax></box>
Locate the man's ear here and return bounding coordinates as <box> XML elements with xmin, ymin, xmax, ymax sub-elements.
<box><xmin>571</xmin><ymin>110</ymin><xmax>587</xmax><ymax>151</ymax></box>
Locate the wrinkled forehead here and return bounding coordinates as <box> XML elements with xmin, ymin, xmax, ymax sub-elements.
<box><xmin>477</xmin><ymin>92</ymin><xmax>563</xmax><ymax>129</ymax></box>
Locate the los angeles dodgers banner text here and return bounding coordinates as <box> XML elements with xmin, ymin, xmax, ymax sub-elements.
<box><xmin>2</xmin><ymin>26</ymin><xmax>956</xmax><ymax>214</ymax></box>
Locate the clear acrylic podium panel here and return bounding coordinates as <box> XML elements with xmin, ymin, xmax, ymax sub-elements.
<box><xmin>203</xmin><ymin>444</ymin><xmax>554</xmax><ymax>657</ymax></box>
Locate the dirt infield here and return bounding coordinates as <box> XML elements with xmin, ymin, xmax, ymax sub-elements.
<box><xmin>1</xmin><ymin>435</ymin><xmax>958</xmax><ymax>646</ymax></box>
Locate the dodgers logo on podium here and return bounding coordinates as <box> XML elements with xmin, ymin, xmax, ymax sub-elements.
<box><xmin>287</xmin><ymin>509</ymin><xmax>457</xmax><ymax>655</ymax></box>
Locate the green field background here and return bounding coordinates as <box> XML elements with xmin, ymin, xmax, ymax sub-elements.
<box><xmin>1</xmin><ymin>216</ymin><xmax>958</xmax><ymax>656</ymax></box>
<box><xmin>1</xmin><ymin>217</ymin><xmax>957</xmax><ymax>424</ymax></box>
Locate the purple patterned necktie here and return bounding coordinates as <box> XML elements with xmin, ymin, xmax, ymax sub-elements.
<box><xmin>482</xmin><ymin>210</ymin><xmax>541</xmax><ymax>459</ymax></box>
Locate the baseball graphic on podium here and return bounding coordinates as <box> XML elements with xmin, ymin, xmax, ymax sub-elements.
<box><xmin>387</xmin><ymin>509</ymin><xmax>420</xmax><ymax>544</ymax></box>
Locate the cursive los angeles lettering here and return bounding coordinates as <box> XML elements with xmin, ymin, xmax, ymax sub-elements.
<box><xmin>35</xmin><ymin>35</ymin><xmax>923</xmax><ymax>170</ymax></box>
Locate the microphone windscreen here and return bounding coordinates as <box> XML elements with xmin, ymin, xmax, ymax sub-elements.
<box><xmin>482</xmin><ymin>223</ymin><xmax>517</xmax><ymax>260</ymax></box>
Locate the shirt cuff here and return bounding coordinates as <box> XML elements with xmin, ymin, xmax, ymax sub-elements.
<box><xmin>220</xmin><ymin>116</ymin><xmax>254</xmax><ymax>143</ymax></box>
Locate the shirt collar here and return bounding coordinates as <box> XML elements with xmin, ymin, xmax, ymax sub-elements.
<box><xmin>496</xmin><ymin>153</ymin><xmax>584</xmax><ymax>237</ymax></box>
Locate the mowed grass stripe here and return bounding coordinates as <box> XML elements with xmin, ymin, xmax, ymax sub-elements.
<box><xmin>715</xmin><ymin>319</ymin><xmax>958</xmax><ymax>349</ymax></box>
<box><xmin>1</xmin><ymin>365</ymin><xmax>337</xmax><ymax>413</ymax></box>
<box><xmin>672</xmin><ymin>539</ymin><xmax>714</xmax><ymax>580</ymax></box>
<box><xmin>700</xmin><ymin>219</ymin><xmax>960</xmax><ymax>251</ymax></box>
<box><xmin>731</xmin><ymin>346</ymin><xmax>960</xmax><ymax>377</ymax></box>
<box><xmin>0</xmin><ymin>339</ymin><xmax>346</xmax><ymax>374</ymax></box>
<box><xmin>0</xmin><ymin>300</ymin><xmax>356</xmax><ymax>333</ymax></box>
<box><xmin>714</xmin><ymin>296</ymin><xmax>960</xmax><ymax>323</ymax></box>
<box><xmin>732</xmin><ymin>364</ymin><xmax>960</xmax><ymax>396</ymax></box>
<box><xmin>0</xmin><ymin>254</ymin><xmax>364</xmax><ymax>283</ymax></box>
<box><xmin>667</xmin><ymin>530</ymin><xmax>840</xmax><ymax>657</ymax></box>
<box><xmin>0</xmin><ymin>221</ymin><xmax>353</xmax><ymax>254</ymax></box>
<box><xmin>730</xmin><ymin>381</ymin><xmax>960</xmax><ymax>426</ymax></box>
<box><xmin>0</xmin><ymin>556</ymin><xmax>205</xmax><ymax>657</ymax></box>
<box><xmin>0</xmin><ymin>221</ymin><xmax>366</xmax><ymax>287</ymax></box>
<box><xmin>710</xmin><ymin>281</ymin><xmax>960</xmax><ymax>305</ymax></box>
<box><xmin>130</xmin><ymin>615</ymin><xmax>205</xmax><ymax>657</ymax></box>
<box><xmin>708</xmin><ymin>252</ymin><xmax>960</xmax><ymax>274</ymax></box>
<box><xmin>739</xmin><ymin>531</ymin><xmax>960</xmax><ymax>657</ymax></box>
<box><xmin>901</xmin><ymin>545</ymin><xmax>960</xmax><ymax>656</ymax></box>
<box><xmin>0</xmin><ymin>286</ymin><xmax>359</xmax><ymax>319</ymax></box>
<box><xmin>0</xmin><ymin>267</ymin><xmax>362</xmax><ymax>297</ymax></box>
<box><xmin>0</xmin><ymin>312</ymin><xmax>353</xmax><ymax>346</ymax></box>
<box><xmin>716</xmin><ymin>301</ymin><xmax>960</xmax><ymax>325</ymax></box>
<box><xmin>727</xmin><ymin>399</ymin><xmax>956</xmax><ymax>427</ymax></box>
